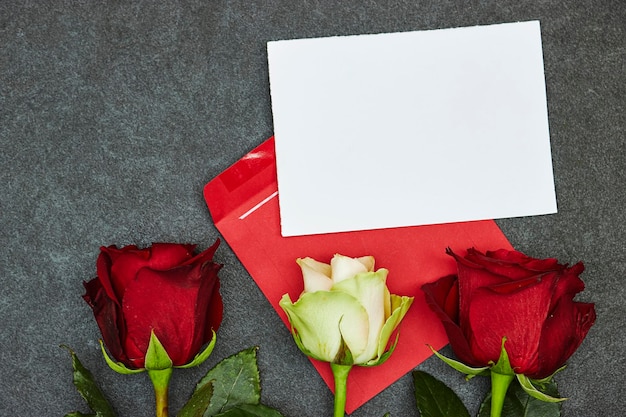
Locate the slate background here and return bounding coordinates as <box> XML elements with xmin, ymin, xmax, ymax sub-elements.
<box><xmin>1</xmin><ymin>1</ymin><xmax>624</xmax><ymax>416</ymax></box>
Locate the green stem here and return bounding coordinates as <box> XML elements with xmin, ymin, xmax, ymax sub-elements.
<box><xmin>148</xmin><ymin>367</ymin><xmax>173</xmax><ymax>417</ymax></box>
<box><xmin>490</xmin><ymin>371</ymin><xmax>514</xmax><ymax>417</ymax></box>
<box><xmin>330</xmin><ymin>363</ymin><xmax>352</xmax><ymax>417</ymax></box>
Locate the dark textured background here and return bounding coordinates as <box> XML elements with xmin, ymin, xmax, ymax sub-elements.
<box><xmin>1</xmin><ymin>1</ymin><xmax>624</xmax><ymax>416</ymax></box>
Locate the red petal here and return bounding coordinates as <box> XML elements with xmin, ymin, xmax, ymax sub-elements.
<box><xmin>467</xmin><ymin>272</ymin><xmax>557</xmax><ymax>374</ymax></box>
<box><xmin>95</xmin><ymin>247</ymin><xmax>120</xmax><ymax>305</ymax></box>
<box><xmin>466</xmin><ymin>248</ymin><xmax>562</xmax><ymax>279</ymax></box>
<box><xmin>83</xmin><ymin>278</ymin><xmax>132</xmax><ymax>367</ymax></box>
<box><xmin>534</xmin><ymin>298</ymin><xmax>596</xmax><ymax>378</ymax></box>
<box><xmin>549</xmin><ymin>263</ymin><xmax>585</xmax><ymax>309</ymax></box>
<box><xmin>181</xmin><ymin>239</ymin><xmax>220</xmax><ymax>267</ymax></box>
<box><xmin>449</xmin><ymin>249</ymin><xmax>510</xmax><ymax>334</ymax></box>
<box><xmin>190</xmin><ymin>261</ymin><xmax>223</xmax><ymax>349</ymax></box>
<box><xmin>147</xmin><ymin>243</ymin><xmax>196</xmax><ymax>269</ymax></box>
<box><xmin>422</xmin><ymin>275</ymin><xmax>480</xmax><ymax>366</ymax></box>
<box><xmin>103</xmin><ymin>243</ymin><xmax>195</xmax><ymax>302</ymax></box>
<box><xmin>122</xmin><ymin>259</ymin><xmax>222</xmax><ymax>366</ymax></box>
<box><xmin>105</xmin><ymin>245</ymin><xmax>151</xmax><ymax>301</ymax></box>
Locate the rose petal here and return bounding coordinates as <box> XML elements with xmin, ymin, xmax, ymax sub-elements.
<box><xmin>330</xmin><ymin>254</ymin><xmax>369</xmax><ymax>283</ymax></box>
<box><xmin>122</xmin><ymin>262</ymin><xmax>216</xmax><ymax>366</ymax></box>
<box><xmin>374</xmin><ymin>293</ymin><xmax>413</xmax><ymax>361</ymax></box>
<box><xmin>549</xmin><ymin>262</ymin><xmax>585</xmax><ymax>309</ymax></box>
<box><xmin>298</xmin><ymin>257</ymin><xmax>333</xmax><ymax>293</ymax></box>
<box><xmin>83</xmin><ymin>277</ymin><xmax>132</xmax><ymax>367</ymax></box>
<box><xmin>147</xmin><ymin>243</ymin><xmax>196</xmax><ymax>269</ymax></box>
<box><xmin>95</xmin><ymin>247</ymin><xmax>121</xmax><ymax>304</ymax></box>
<box><xmin>466</xmin><ymin>248</ymin><xmax>562</xmax><ymax>279</ymax></box>
<box><xmin>104</xmin><ymin>245</ymin><xmax>149</xmax><ymax>301</ymax></box>
<box><xmin>468</xmin><ymin>273</ymin><xmax>557</xmax><ymax>374</ymax></box>
<box><xmin>280</xmin><ymin>291</ymin><xmax>369</xmax><ymax>363</ymax></box>
<box><xmin>332</xmin><ymin>271</ymin><xmax>388</xmax><ymax>363</ymax></box>
<box><xmin>104</xmin><ymin>243</ymin><xmax>195</xmax><ymax>301</ymax></box>
<box><xmin>190</xmin><ymin>261</ymin><xmax>223</xmax><ymax>350</ymax></box>
<box><xmin>448</xmin><ymin>249</ymin><xmax>511</xmax><ymax>334</ymax></box>
<box><xmin>356</xmin><ymin>256</ymin><xmax>375</xmax><ymax>272</ymax></box>
<box><xmin>422</xmin><ymin>275</ymin><xmax>479</xmax><ymax>366</ymax></box>
<box><xmin>535</xmin><ymin>298</ymin><xmax>596</xmax><ymax>378</ymax></box>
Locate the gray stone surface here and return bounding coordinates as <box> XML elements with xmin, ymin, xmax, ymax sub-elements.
<box><xmin>1</xmin><ymin>1</ymin><xmax>623</xmax><ymax>416</ymax></box>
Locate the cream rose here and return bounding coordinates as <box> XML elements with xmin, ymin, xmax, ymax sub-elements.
<box><xmin>279</xmin><ymin>254</ymin><xmax>413</xmax><ymax>366</ymax></box>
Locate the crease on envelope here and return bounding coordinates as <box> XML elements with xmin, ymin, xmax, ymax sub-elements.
<box><xmin>239</xmin><ymin>191</ymin><xmax>278</xmax><ymax>220</ymax></box>
<box><xmin>204</xmin><ymin>137</ymin><xmax>513</xmax><ymax>413</ymax></box>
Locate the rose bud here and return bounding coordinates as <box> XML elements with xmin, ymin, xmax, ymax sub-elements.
<box><xmin>422</xmin><ymin>247</ymin><xmax>596</xmax><ymax>413</ymax></box>
<box><xmin>280</xmin><ymin>254</ymin><xmax>413</xmax><ymax>417</ymax></box>
<box><xmin>83</xmin><ymin>239</ymin><xmax>223</xmax><ymax>371</ymax></box>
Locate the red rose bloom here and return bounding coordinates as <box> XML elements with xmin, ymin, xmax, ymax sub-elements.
<box><xmin>422</xmin><ymin>248</ymin><xmax>596</xmax><ymax>379</ymax></box>
<box><xmin>83</xmin><ymin>239</ymin><xmax>223</xmax><ymax>369</ymax></box>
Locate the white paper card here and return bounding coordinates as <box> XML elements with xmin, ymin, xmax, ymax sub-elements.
<box><xmin>267</xmin><ymin>21</ymin><xmax>557</xmax><ymax>237</ymax></box>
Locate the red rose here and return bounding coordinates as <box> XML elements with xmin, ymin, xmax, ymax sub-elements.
<box><xmin>83</xmin><ymin>239</ymin><xmax>223</xmax><ymax>369</ymax></box>
<box><xmin>422</xmin><ymin>248</ymin><xmax>595</xmax><ymax>379</ymax></box>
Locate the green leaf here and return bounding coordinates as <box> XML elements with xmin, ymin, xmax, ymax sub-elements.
<box><xmin>412</xmin><ymin>370</ymin><xmax>470</xmax><ymax>417</ymax></box>
<box><xmin>195</xmin><ymin>346</ymin><xmax>262</xmax><ymax>417</ymax></box>
<box><xmin>478</xmin><ymin>378</ymin><xmax>562</xmax><ymax>417</ymax></box>
<box><xmin>177</xmin><ymin>380</ymin><xmax>215</xmax><ymax>417</ymax></box>
<box><xmin>62</xmin><ymin>345</ymin><xmax>117</xmax><ymax>417</ymax></box>
<box><xmin>213</xmin><ymin>404</ymin><xmax>285</xmax><ymax>417</ymax></box>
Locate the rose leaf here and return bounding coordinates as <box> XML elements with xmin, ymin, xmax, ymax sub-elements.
<box><xmin>478</xmin><ymin>378</ymin><xmax>562</xmax><ymax>417</ymax></box>
<box><xmin>194</xmin><ymin>346</ymin><xmax>262</xmax><ymax>417</ymax></box>
<box><xmin>62</xmin><ymin>345</ymin><xmax>117</xmax><ymax>417</ymax></box>
<box><xmin>176</xmin><ymin>381</ymin><xmax>214</xmax><ymax>417</ymax></box>
<box><xmin>213</xmin><ymin>404</ymin><xmax>285</xmax><ymax>417</ymax></box>
<box><xmin>412</xmin><ymin>370</ymin><xmax>470</xmax><ymax>417</ymax></box>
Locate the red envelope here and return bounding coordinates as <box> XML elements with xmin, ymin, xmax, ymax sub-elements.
<box><xmin>204</xmin><ymin>137</ymin><xmax>512</xmax><ymax>413</ymax></box>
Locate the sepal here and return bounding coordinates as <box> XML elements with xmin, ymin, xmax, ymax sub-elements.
<box><xmin>177</xmin><ymin>330</ymin><xmax>217</xmax><ymax>369</ymax></box>
<box><xmin>490</xmin><ymin>338</ymin><xmax>515</xmax><ymax>376</ymax></box>
<box><xmin>517</xmin><ymin>374</ymin><xmax>567</xmax><ymax>403</ymax></box>
<box><xmin>428</xmin><ymin>345</ymin><xmax>490</xmax><ymax>379</ymax></box>
<box><xmin>144</xmin><ymin>331</ymin><xmax>173</xmax><ymax>371</ymax></box>
<box><xmin>361</xmin><ymin>332</ymin><xmax>399</xmax><ymax>367</ymax></box>
<box><xmin>532</xmin><ymin>365</ymin><xmax>567</xmax><ymax>385</ymax></box>
<box><xmin>99</xmin><ymin>340</ymin><xmax>144</xmax><ymax>375</ymax></box>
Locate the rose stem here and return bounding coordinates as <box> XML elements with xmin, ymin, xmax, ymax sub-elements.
<box><xmin>148</xmin><ymin>367</ymin><xmax>173</xmax><ymax>417</ymax></box>
<box><xmin>490</xmin><ymin>371</ymin><xmax>514</xmax><ymax>417</ymax></box>
<box><xmin>330</xmin><ymin>363</ymin><xmax>352</xmax><ymax>417</ymax></box>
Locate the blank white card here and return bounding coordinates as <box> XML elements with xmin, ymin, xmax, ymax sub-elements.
<box><xmin>267</xmin><ymin>21</ymin><xmax>557</xmax><ymax>237</ymax></box>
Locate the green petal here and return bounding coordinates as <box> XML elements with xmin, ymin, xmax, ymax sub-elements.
<box><xmin>362</xmin><ymin>332</ymin><xmax>399</xmax><ymax>367</ymax></box>
<box><xmin>331</xmin><ymin>271</ymin><xmax>388</xmax><ymax>363</ymax></box>
<box><xmin>279</xmin><ymin>291</ymin><xmax>368</xmax><ymax>363</ymax></box>
<box><xmin>374</xmin><ymin>294</ymin><xmax>413</xmax><ymax>360</ymax></box>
